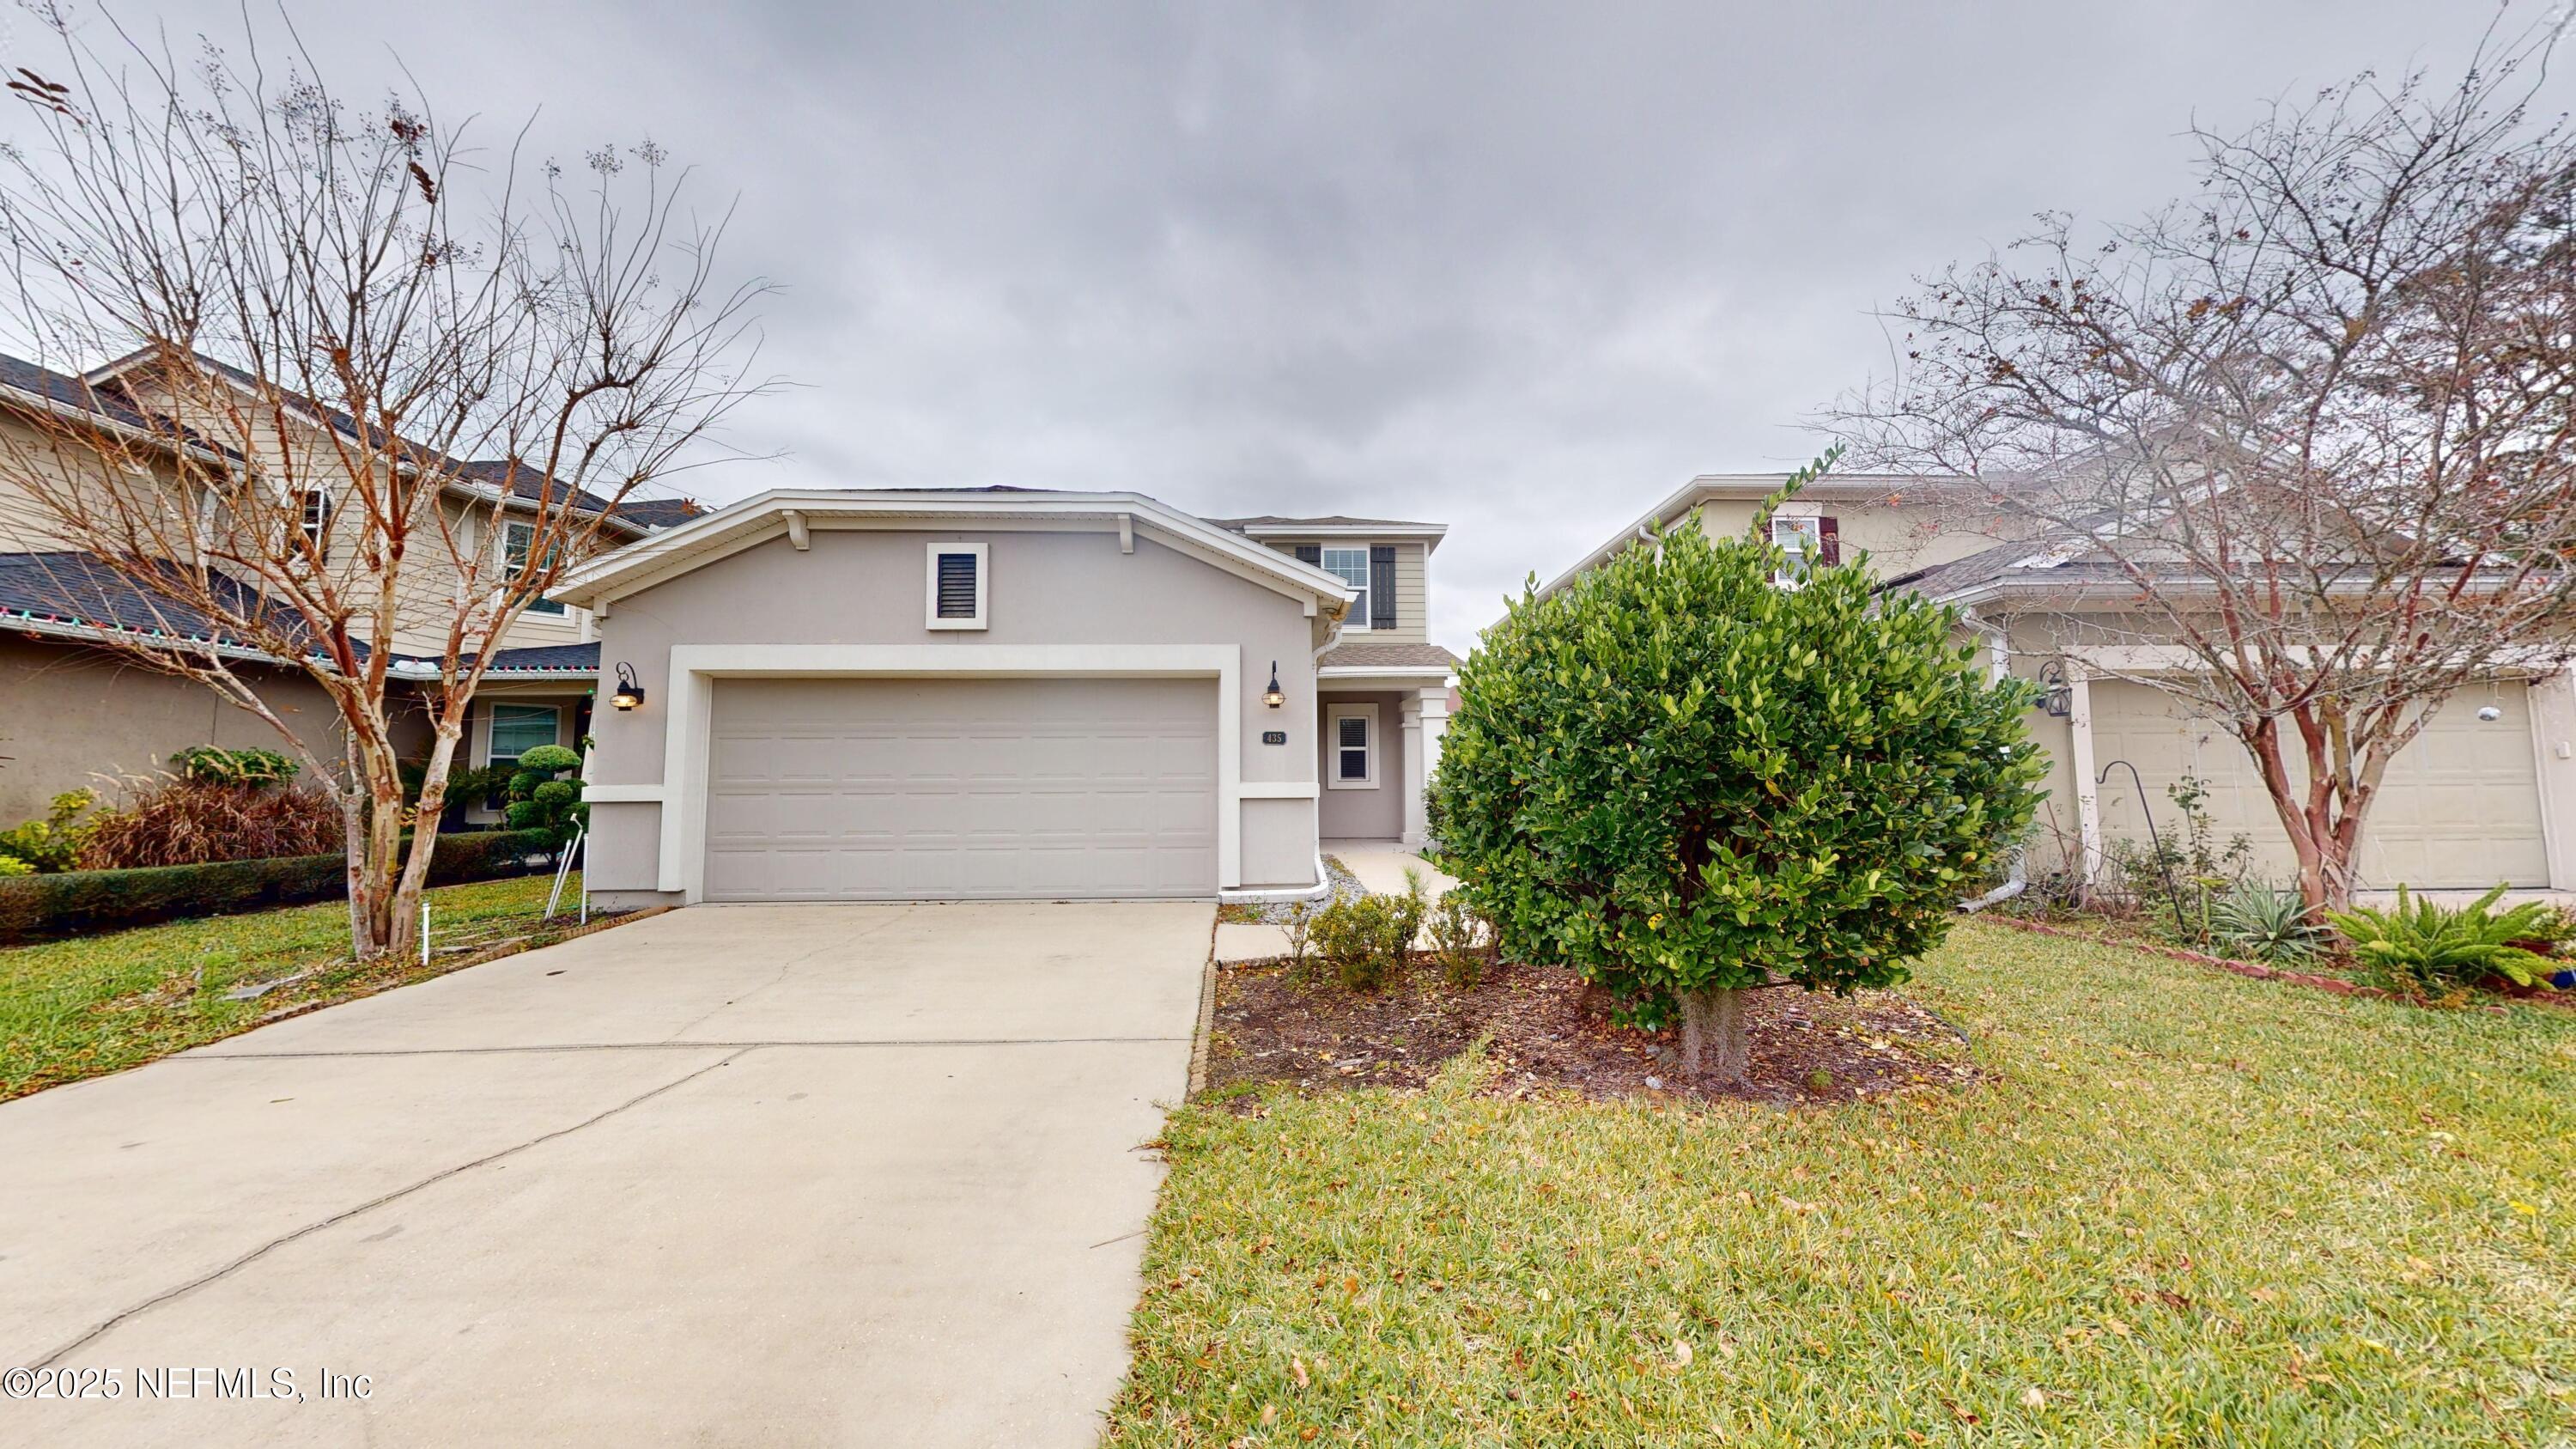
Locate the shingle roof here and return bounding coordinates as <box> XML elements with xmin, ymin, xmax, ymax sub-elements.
<box><xmin>0</xmin><ymin>550</ymin><xmax>323</xmax><ymax>654</ymax></box>
<box><xmin>478</xmin><ymin>642</ymin><xmax>601</xmax><ymax>675</ymax></box>
<box><xmin>1880</xmin><ymin>539</ymin><xmax>2149</xmax><ymax>605</ymax></box>
<box><xmin>1317</xmin><ymin>640</ymin><xmax>1461</xmax><ymax>670</ymax></box>
<box><xmin>1208</xmin><ymin>514</ymin><xmax>1444</xmax><ymax>531</ymax></box>
<box><xmin>608</xmin><ymin>496</ymin><xmax>705</xmax><ymax>530</ymax></box>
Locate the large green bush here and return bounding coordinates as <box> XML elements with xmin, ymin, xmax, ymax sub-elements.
<box><xmin>1428</xmin><ymin>462</ymin><xmax>2045</xmax><ymax>1081</ymax></box>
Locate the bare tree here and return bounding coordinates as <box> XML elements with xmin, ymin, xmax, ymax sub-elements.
<box><xmin>0</xmin><ymin>6</ymin><xmax>768</xmax><ymax>956</ymax></box>
<box><xmin>1832</xmin><ymin>21</ymin><xmax>2576</xmax><ymax>910</ymax></box>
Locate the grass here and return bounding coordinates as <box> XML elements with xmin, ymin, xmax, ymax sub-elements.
<box><xmin>0</xmin><ymin>873</ymin><xmax>582</xmax><ymax>1101</ymax></box>
<box><xmin>1109</xmin><ymin>919</ymin><xmax>2576</xmax><ymax>1446</ymax></box>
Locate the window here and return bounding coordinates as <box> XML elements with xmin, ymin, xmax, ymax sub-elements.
<box><xmin>925</xmin><ymin>542</ymin><xmax>988</xmax><ymax>630</ymax></box>
<box><xmin>486</xmin><ymin>703</ymin><xmax>561</xmax><ymax>765</ymax></box>
<box><xmin>297</xmin><ymin>485</ymin><xmax>331</xmax><ymax>562</ymax></box>
<box><xmin>1321</xmin><ymin>547</ymin><xmax>1370</xmax><ymax>630</ymax></box>
<box><xmin>503</xmin><ymin>521</ymin><xmax>567</xmax><ymax>615</ymax></box>
<box><xmin>1327</xmin><ymin>703</ymin><xmax>1378</xmax><ymax>788</ymax></box>
<box><xmin>1771</xmin><ymin>515</ymin><xmax>1823</xmax><ymax>586</ymax></box>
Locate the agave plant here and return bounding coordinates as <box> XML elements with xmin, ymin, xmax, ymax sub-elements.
<box><xmin>2207</xmin><ymin>883</ymin><xmax>2324</xmax><ymax>964</ymax></box>
<box><xmin>2326</xmin><ymin>884</ymin><xmax>2564</xmax><ymax>990</ymax></box>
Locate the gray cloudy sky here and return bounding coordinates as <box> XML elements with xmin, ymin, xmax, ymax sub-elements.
<box><xmin>38</xmin><ymin>1</ymin><xmax>2547</xmax><ymax>649</ymax></box>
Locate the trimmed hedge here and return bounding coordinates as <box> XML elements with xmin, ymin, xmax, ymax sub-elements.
<box><xmin>0</xmin><ymin>829</ymin><xmax>561</xmax><ymax>945</ymax></box>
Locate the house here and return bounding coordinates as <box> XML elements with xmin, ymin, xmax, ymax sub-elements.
<box><xmin>549</xmin><ymin>490</ymin><xmax>1459</xmax><ymax>908</ymax></box>
<box><xmin>0</xmin><ymin>350</ymin><xmax>700</xmax><ymax>825</ymax></box>
<box><xmin>1546</xmin><ymin>472</ymin><xmax>2576</xmax><ymax>894</ymax></box>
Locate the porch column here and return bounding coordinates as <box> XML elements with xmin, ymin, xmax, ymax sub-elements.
<box><xmin>1401</xmin><ymin>685</ymin><xmax>1450</xmax><ymax>850</ymax></box>
<box><xmin>2066</xmin><ymin>662</ymin><xmax>2102</xmax><ymax>894</ymax></box>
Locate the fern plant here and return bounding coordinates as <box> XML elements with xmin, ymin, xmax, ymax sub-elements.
<box><xmin>2208</xmin><ymin>884</ymin><xmax>2324</xmax><ymax>965</ymax></box>
<box><xmin>2326</xmin><ymin>884</ymin><xmax>2563</xmax><ymax>991</ymax></box>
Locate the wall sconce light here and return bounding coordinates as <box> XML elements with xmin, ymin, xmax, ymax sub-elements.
<box><xmin>2035</xmin><ymin>661</ymin><xmax>2072</xmax><ymax>719</ymax></box>
<box><xmin>1263</xmin><ymin>661</ymin><xmax>1285</xmax><ymax>709</ymax></box>
<box><xmin>611</xmin><ymin>661</ymin><xmax>647</xmax><ymax>713</ymax></box>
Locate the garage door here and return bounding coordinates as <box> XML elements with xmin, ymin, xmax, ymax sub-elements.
<box><xmin>2092</xmin><ymin>679</ymin><xmax>2547</xmax><ymax>890</ymax></box>
<box><xmin>703</xmin><ymin>677</ymin><xmax>1218</xmax><ymax>901</ymax></box>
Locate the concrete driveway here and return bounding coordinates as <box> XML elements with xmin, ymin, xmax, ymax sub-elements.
<box><xmin>0</xmin><ymin>901</ymin><xmax>1210</xmax><ymax>1447</ymax></box>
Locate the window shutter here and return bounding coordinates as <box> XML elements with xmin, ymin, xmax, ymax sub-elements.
<box><xmin>1293</xmin><ymin>545</ymin><xmax>1321</xmax><ymax>566</ymax></box>
<box><xmin>1818</xmin><ymin>516</ymin><xmax>1840</xmax><ymax>566</ymax></box>
<box><xmin>1369</xmin><ymin>545</ymin><xmax>1396</xmax><ymax>630</ymax></box>
<box><xmin>936</xmin><ymin>551</ymin><xmax>979</xmax><ymax>618</ymax></box>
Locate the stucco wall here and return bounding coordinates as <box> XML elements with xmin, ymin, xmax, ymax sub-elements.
<box><xmin>1316</xmin><ymin>690</ymin><xmax>1406</xmax><ymax>839</ymax></box>
<box><xmin>0</xmin><ymin>635</ymin><xmax>361</xmax><ymax>822</ymax></box>
<box><xmin>584</xmin><ymin>526</ymin><xmax>1322</xmax><ymax>899</ymax></box>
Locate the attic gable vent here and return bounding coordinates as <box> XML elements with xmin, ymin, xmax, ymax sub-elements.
<box><xmin>925</xmin><ymin>543</ymin><xmax>989</xmax><ymax>630</ymax></box>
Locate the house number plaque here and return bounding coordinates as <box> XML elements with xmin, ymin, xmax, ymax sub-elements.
<box><xmin>1261</xmin><ymin>730</ymin><xmax>1288</xmax><ymax>746</ymax></box>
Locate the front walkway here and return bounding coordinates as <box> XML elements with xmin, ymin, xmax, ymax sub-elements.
<box><xmin>0</xmin><ymin>902</ymin><xmax>1208</xmax><ymax>1447</ymax></box>
<box><xmin>1213</xmin><ymin>841</ymin><xmax>1455</xmax><ymax>964</ymax></box>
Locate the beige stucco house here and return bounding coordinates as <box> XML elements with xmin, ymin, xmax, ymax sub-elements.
<box><xmin>0</xmin><ymin>350</ymin><xmax>699</xmax><ymax>825</ymax></box>
<box><xmin>550</xmin><ymin>490</ymin><xmax>1459</xmax><ymax>910</ymax></box>
<box><xmin>1547</xmin><ymin>472</ymin><xmax>2576</xmax><ymax>895</ymax></box>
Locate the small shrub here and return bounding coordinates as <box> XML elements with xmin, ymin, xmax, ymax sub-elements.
<box><xmin>0</xmin><ymin>788</ymin><xmax>98</xmax><ymax>873</ymax></box>
<box><xmin>1312</xmin><ymin>894</ymin><xmax>1406</xmax><ymax>991</ymax></box>
<box><xmin>1425</xmin><ymin>892</ymin><xmax>1488</xmax><ymax>989</ymax></box>
<box><xmin>502</xmin><ymin>745</ymin><xmax>586</xmax><ymax>843</ymax></box>
<box><xmin>0</xmin><ymin>855</ymin><xmax>33</xmax><ymax>878</ymax></box>
<box><xmin>170</xmin><ymin>744</ymin><xmax>300</xmax><ymax>785</ymax></box>
<box><xmin>2207</xmin><ymin>883</ymin><xmax>2324</xmax><ymax>964</ymax></box>
<box><xmin>2327</xmin><ymin>884</ymin><xmax>2563</xmax><ymax>993</ymax></box>
<box><xmin>79</xmin><ymin>773</ymin><xmax>343</xmax><ymax>869</ymax></box>
<box><xmin>1391</xmin><ymin>868</ymin><xmax>1430</xmax><ymax>950</ymax></box>
<box><xmin>1280</xmin><ymin>898</ymin><xmax>1317</xmax><ymax>975</ymax></box>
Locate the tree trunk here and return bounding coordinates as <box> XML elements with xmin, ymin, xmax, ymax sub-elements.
<box><xmin>1678</xmin><ymin>987</ymin><xmax>1752</xmax><ymax>1085</ymax></box>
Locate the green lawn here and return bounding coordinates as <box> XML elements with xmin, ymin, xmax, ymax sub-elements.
<box><xmin>0</xmin><ymin>873</ymin><xmax>579</xmax><ymax>1101</ymax></box>
<box><xmin>1109</xmin><ymin>920</ymin><xmax>2576</xmax><ymax>1447</ymax></box>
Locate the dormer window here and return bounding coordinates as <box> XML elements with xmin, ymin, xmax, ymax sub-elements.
<box><xmin>1320</xmin><ymin>547</ymin><xmax>1372</xmax><ymax>630</ymax></box>
<box><xmin>926</xmin><ymin>542</ymin><xmax>987</xmax><ymax>630</ymax></box>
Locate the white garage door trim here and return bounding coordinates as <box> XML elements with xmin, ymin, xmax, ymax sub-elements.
<box><xmin>651</xmin><ymin>644</ymin><xmax>1248</xmax><ymax>902</ymax></box>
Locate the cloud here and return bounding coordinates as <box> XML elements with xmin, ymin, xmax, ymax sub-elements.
<box><xmin>51</xmin><ymin>0</ymin><xmax>2545</xmax><ymax>647</ymax></box>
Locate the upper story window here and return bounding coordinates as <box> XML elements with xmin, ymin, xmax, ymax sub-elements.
<box><xmin>1321</xmin><ymin>546</ymin><xmax>1372</xmax><ymax>630</ymax></box>
<box><xmin>1771</xmin><ymin>515</ymin><xmax>1838</xmax><ymax>586</ymax></box>
<box><xmin>297</xmin><ymin>485</ymin><xmax>331</xmax><ymax>562</ymax></box>
<box><xmin>502</xmin><ymin>520</ymin><xmax>567</xmax><ymax>615</ymax></box>
<box><xmin>925</xmin><ymin>542</ymin><xmax>987</xmax><ymax>630</ymax></box>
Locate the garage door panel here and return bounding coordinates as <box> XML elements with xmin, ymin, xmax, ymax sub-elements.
<box><xmin>2092</xmin><ymin>680</ymin><xmax>2546</xmax><ymax>890</ymax></box>
<box><xmin>704</xmin><ymin>678</ymin><xmax>1218</xmax><ymax>900</ymax></box>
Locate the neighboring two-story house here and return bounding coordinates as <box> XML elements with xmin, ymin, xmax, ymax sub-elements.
<box><xmin>0</xmin><ymin>350</ymin><xmax>699</xmax><ymax>824</ymax></box>
<box><xmin>549</xmin><ymin>489</ymin><xmax>1459</xmax><ymax>910</ymax></box>
<box><xmin>1546</xmin><ymin>472</ymin><xmax>2576</xmax><ymax>895</ymax></box>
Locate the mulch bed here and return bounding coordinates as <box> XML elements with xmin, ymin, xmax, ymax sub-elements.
<box><xmin>1203</xmin><ymin>958</ymin><xmax>1978</xmax><ymax>1107</ymax></box>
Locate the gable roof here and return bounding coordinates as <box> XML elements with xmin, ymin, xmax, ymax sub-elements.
<box><xmin>39</xmin><ymin>348</ymin><xmax>673</xmax><ymax>539</ymax></box>
<box><xmin>548</xmin><ymin>487</ymin><xmax>1358</xmax><ymax>614</ymax></box>
<box><xmin>1207</xmin><ymin>514</ymin><xmax>1449</xmax><ymax>552</ymax></box>
<box><xmin>1539</xmin><ymin>470</ymin><xmax>1955</xmax><ymax>596</ymax></box>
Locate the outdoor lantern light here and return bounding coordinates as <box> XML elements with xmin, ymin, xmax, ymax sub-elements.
<box><xmin>1263</xmin><ymin>661</ymin><xmax>1285</xmax><ymax>709</ymax></box>
<box><xmin>611</xmin><ymin>661</ymin><xmax>647</xmax><ymax>713</ymax></box>
<box><xmin>2035</xmin><ymin>661</ymin><xmax>2073</xmax><ymax>719</ymax></box>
